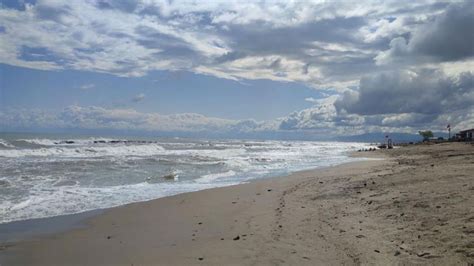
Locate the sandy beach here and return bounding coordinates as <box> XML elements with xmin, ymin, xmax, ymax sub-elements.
<box><xmin>1</xmin><ymin>142</ymin><xmax>473</xmax><ymax>265</ymax></box>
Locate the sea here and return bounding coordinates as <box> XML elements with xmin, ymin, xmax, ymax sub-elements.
<box><xmin>0</xmin><ymin>133</ymin><xmax>373</xmax><ymax>224</ymax></box>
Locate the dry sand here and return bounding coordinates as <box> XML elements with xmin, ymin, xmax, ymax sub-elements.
<box><xmin>1</xmin><ymin>142</ymin><xmax>473</xmax><ymax>265</ymax></box>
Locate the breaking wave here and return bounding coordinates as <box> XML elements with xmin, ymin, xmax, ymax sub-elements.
<box><xmin>0</xmin><ymin>136</ymin><xmax>373</xmax><ymax>223</ymax></box>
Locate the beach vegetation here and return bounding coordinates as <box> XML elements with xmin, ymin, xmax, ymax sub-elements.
<box><xmin>418</xmin><ymin>130</ymin><xmax>434</xmax><ymax>141</ymax></box>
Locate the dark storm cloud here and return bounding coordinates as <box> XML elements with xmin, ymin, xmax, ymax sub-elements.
<box><xmin>377</xmin><ymin>1</ymin><xmax>474</xmax><ymax>64</ymax></box>
<box><xmin>217</xmin><ymin>17</ymin><xmax>366</xmax><ymax>58</ymax></box>
<box><xmin>334</xmin><ymin>70</ymin><xmax>474</xmax><ymax>116</ymax></box>
<box><xmin>411</xmin><ymin>1</ymin><xmax>474</xmax><ymax>61</ymax></box>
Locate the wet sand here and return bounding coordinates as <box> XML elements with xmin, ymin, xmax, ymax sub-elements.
<box><xmin>1</xmin><ymin>142</ymin><xmax>473</xmax><ymax>265</ymax></box>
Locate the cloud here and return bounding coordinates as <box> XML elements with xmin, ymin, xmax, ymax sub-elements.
<box><xmin>304</xmin><ymin>97</ymin><xmax>319</xmax><ymax>103</ymax></box>
<box><xmin>78</xmin><ymin>83</ymin><xmax>95</xmax><ymax>90</ymax></box>
<box><xmin>0</xmin><ymin>108</ymin><xmax>61</xmax><ymax>129</ymax></box>
<box><xmin>335</xmin><ymin>69</ymin><xmax>474</xmax><ymax>133</ymax></box>
<box><xmin>279</xmin><ymin>96</ymin><xmax>366</xmax><ymax>134</ymax></box>
<box><xmin>0</xmin><ymin>0</ymin><xmax>466</xmax><ymax>91</ymax></box>
<box><xmin>375</xmin><ymin>1</ymin><xmax>474</xmax><ymax>65</ymax></box>
<box><xmin>278</xmin><ymin>69</ymin><xmax>474</xmax><ymax>133</ymax></box>
<box><xmin>1</xmin><ymin>1</ymin><xmax>473</xmax><ymax>136</ymax></box>
<box><xmin>0</xmin><ymin>105</ymin><xmax>274</xmax><ymax>134</ymax></box>
<box><xmin>131</xmin><ymin>93</ymin><xmax>145</xmax><ymax>102</ymax></box>
<box><xmin>2</xmin><ymin>86</ymin><xmax>474</xmax><ymax>137</ymax></box>
<box><xmin>334</xmin><ymin>70</ymin><xmax>474</xmax><ymax>116</ymax></box>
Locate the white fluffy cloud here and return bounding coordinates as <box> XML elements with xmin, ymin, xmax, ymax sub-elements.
<box><xmin>1</xmin><ymin>0</ymin><xmax>473</xmax><ymax>135</ymax></box>
<box><xmin>1</xmin><ymin>0</ymin><xmax>467</xmax><ymax>91</ymax></box>
<box><xmin>59</xmin><ymin>105</ymin><xmax>236</xmax><ymax>132</ymax></box>
<box><xmin>281</xmin><ymin>69</ymin><xmax>474</xmax><ymax>133</ymax></box>
<box><xmin>0</xmin><ymin>105</ymin><xmax>275</xmax><ymax>134</ymax></box>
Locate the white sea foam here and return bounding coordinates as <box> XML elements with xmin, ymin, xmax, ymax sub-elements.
<box><xmin>195</xmin><ymin>170</ymin><xmax>237</xmax><ymax>183</ymax></box>
<box><xmin>0</xmin><ymin>180</ymin><xmax>238</xmax><ymax>224</ymax></box>
<box><xmin>0</xmin><ymin>138</ymin><xmax>372</xmax><ymax>224</ymax></box>
<box><xmin>0</xmin><ymin>143</ymin><xmax>166</xmax><ymax>158</ymax></box>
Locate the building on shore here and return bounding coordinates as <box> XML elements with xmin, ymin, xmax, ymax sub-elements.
<box><xmin>455</xmin><ymin>128</ymin><xmax>474</xmax><ymax>141</ymax></box>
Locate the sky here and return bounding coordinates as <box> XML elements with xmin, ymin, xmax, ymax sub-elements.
<box><xmin>0</xmin><ymin>0</ymin><xmax>473</xmax><ymax>139</ymax></box>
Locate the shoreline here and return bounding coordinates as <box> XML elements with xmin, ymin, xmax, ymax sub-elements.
<box><xmin>1</xmin><ymin>142</ymin><xmax>473</xmax><ymax>265</ymax></box>
<box><xmin>0</xmin><ymin>153</ymin><xmax>373</xmax><ymax>242</ymax></box>
<box><xmin>0</xmin><ymin>209</ymin><xmax>104</xmax><ymax>243</ymax></box>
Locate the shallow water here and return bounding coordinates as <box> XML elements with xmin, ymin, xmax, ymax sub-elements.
<box><xmin>0</xmin><ymin>133</ymin><xmax>372</xmax><ymax>223</ymax></box>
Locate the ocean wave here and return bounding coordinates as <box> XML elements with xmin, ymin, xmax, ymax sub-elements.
<box><xmin>0</xmin><ymin>138</ymin><xmax>372</xmax><ymax>224</ymax></box>
<box><xmin>0</xmin><ymin>179</ymin><xmax>11</xmax><ymax>187</ymax></box>
<box><xmin>0</xmin><ymin>180</ymin><xmax>238</xmax><ymax>224</ymax></box>
<box><xmin>17</xmin><ymin>138</ymin><xmax>121</xmax><ymax>146</ymax></box>
<box><xmin>0</xmin><ymin>143</ymin><xmax>166</xmax><ymax>158</ymax></box>
<box><xmin>0</xmin><ymin>139</ymin><xmax>15</xmax><ymax>149</ymax></box>
<box><xmin>17</xmin><ymin>138</ymin><xmax>61</xmax><ymax>146</ymax></box>
<box><xmin>195</xmin><ymin>170</ymin><xmax>237</xmax><ymax>183</ymax></box>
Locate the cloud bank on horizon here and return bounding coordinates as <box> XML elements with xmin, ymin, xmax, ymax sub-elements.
<box><xmin>0</xmin><ymin>0</ymin><xmax>473</xmax><ymax>138</ymax></box>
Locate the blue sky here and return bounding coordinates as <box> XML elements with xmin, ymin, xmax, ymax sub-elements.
<box><xmin>1</xmin><ymin>63</ymin><xmax>325</xmax><ymax>120</ymax></box>
<box><xmin>0</xmin><ymin>0</ymin><xmax>473</xmax><ymax>138</ymax></box>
